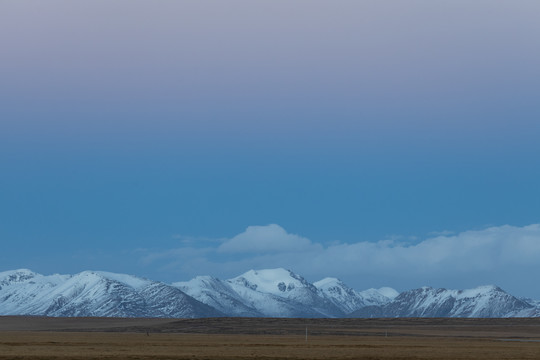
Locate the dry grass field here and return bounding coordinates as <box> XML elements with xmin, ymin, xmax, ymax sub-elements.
<box><xmin>1</xmin><ymin>317</ymin><xmax>540</xmax><ymax>359</ymax></box>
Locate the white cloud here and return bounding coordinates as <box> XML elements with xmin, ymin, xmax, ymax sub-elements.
<box><xmin>218</xmin><ymin>224</ymin><xmax>315</xmax><ymax>253</ymax></box>
<box><xmin>141</xmin><ymin>223</ymin><xmax>540</xmax><ymax>297</ymax></box>
<box><xmin>428</xmin><ymin>230</ymin><xmax>455</xmax><ymax>237</ymax></box>
<box><xmin>291</xmin><ymin>224</ymin><xmax>540</xmax><ymax>278</ymax></box>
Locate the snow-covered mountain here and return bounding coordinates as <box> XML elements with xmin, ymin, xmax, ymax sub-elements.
<box><xmin>314</xmin><ymin>277</ymin><xmax>398</xmax><ymax>314</ymax></box>
<box><xmin>177</xmin><ymin>268</ymin><xmax>347</xmax><ymax>318</ymax></box>
<box><xmin>0</xmin><ymin>269</ymin><xmax>221</xmax><ymax>318</ymax></box>
<box><xmin>227</xmin><ymin>269</ymin><xmax>345</xmax><ymax>317</ymax></box>
<box><xmin>350</xmin><ymin>285</ymin><xmax>535</xmax><ymax>318</ymax></box>
<box><xmin>2</xmin><ymin>268</ymin><xmax>539</xmax><ymax>319</ymax></box>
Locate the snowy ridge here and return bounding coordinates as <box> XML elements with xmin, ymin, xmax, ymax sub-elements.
<box><xmin>1</xmin><ymin>268</ymin><xmax>539</xmax><ymax>318</ymax></box>
<box><xmin>230</xmin><ymin>269</ymin><xmax>315</xmax><ymax>296</ymax></box>
<box><xmin>225</xmin><ymin>269</ymin><xmax>345</xmax><ymax>318</ymax></box>
<box><xmin>314</xmin><ymin>277</ymin><xmax>397</xmax><ymax>314</ymax></box>
<box><xmin>176</xmin><ymin>268</ymin><xmax>348</xmax><ymax>318</ymax></box>
<box><xmin>0</xmin><ymin>270</ymin><xmax>221</xmax><ymax>318</ymax></box>
<box><xmin>350</xmin><ymin>285</ymin><xmax>535</xmax><ymax>318</ymax></box>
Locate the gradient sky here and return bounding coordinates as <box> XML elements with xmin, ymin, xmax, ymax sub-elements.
<box><xmin>1</xmin><ymin>1</ymin><xmax>540</xmax><ymax>297</ymax></box>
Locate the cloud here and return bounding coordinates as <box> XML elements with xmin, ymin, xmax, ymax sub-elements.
<box><xmin>427</xmin><ymin>230</ymin><xmax>455</xmax><ymax>237</ymax></box>
<box><xmin>218</xmin><ymin>224</ymin><xmax>315</xmax><ymax>254</ymax></box>
<box><xmin>293</xmin><ymin>224</ymin><xmax>540</xmax><ymax>279</ymax></box>
<box><xmin>141</xmin><ymin>223</ymin><xmax>540</xmax><ymax>297</ymax></box>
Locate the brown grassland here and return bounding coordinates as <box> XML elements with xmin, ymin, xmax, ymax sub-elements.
<box><xmin>1</xmin><ymin>316</ymin><xmax>540</xmax><ymax>359</ymax></box>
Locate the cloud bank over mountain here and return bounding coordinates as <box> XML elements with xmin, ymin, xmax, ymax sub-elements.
<box><xmin>143</xmin><ymin>223</ymin><xmax>540</xmax><ymax>298</ymax></box>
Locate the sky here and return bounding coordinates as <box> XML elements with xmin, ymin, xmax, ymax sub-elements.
<box><xmin>1</xmin><ymin>1</ymin><xmax>540</xmax><ymax>297</ymax></box>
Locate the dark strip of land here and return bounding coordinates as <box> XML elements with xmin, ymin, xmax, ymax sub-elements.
<box><xmin>1</xmin><ymin>317</ymin><xmax>540</xmax><ymax>359</ymax></box>
<box><xmin>2</xmin><ymin>316</ymin><xmax>540</xmax><ymax>338</ymax></box>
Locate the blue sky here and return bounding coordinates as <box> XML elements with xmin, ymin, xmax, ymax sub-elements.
<box><xmin>1</xmin><ymin>1</ymin><xmax>540</xmax><ymax>297</ymax></box>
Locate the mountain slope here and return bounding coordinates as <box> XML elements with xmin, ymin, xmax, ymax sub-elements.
<box><xmin>174</xmin><ymin>276</ymin><xmax>262</xmax><ymax>317</ymax></box>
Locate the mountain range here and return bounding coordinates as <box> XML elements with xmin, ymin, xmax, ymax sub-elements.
<box><xmin>1</xmin><ymin>268</ymin><xmax>538</xmax><ymax>318</ymax></box>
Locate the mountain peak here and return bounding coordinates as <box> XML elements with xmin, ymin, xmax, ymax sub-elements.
<box><xmin>0</xmin><ymin>268</ymin><xmax>37</xmax><ymax>276</ymax></box>
<box><xmin>374</xmin><ymin>287</ymin><xmax>400</xmax><ymax>299</ymax></box>
<box><xmin>176</xmin><ymin>275</ymin><xmax>220</xmax><ymax>284</ymax></box>
<box><xmin>240</xmin><ymin>268</ymin><xmax>293</xmax><ymax>278</ymax></box>
<box><xmin>314</xmin><ymin>277</ymin><xmax>343</xmax><ymax>288</ymax></box>
<box><xmin>456</xmin><ymin>284</ymin><xmax>503</xmax><ymax>299</ymax></box>
<box><xmin>0</xmin><ymin>269</ymin><xmax>39</xmax><ymax>284</ymax></box>
<box><xmin>229</xmin><ymin>268</ymin><xmax>314</xmax><ymax>296</ymax></box>
<box><xmin>93</xmin><ymin>271</ymin><xmax>152</xmax><ymax>290</ymax></box>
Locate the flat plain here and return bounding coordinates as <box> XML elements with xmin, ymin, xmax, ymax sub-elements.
<box><xmin>1</xmin><ymin>316</ymin><xmax>540</xmax><ymax>359</ymax></box>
